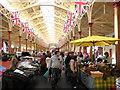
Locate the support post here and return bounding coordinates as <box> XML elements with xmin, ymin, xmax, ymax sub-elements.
<box><xmin>25</xmin><ymin>39</ymin><xmax>28</xmax><ymax>51</ymax></box>
<box><xmin>89</xmin><ymin>22</ymin><xmax>93</xmax><ymax>61</ymax></box>
<box><xmin>8</xmin><ymin>31</ymin><xmax>11</xmax><ymax>53</ymax></box>
<box><xmin>18</xmin><ymin>36</ymin><xmax>22</xmax><ymax>52</ymax></box>
<box><xmin>36</xmin><ymin>44</ymin><xmax>37</xmax><ymax>51</ymax></box>
<box><xmin>113</xmin><ymin>1</ymin><xmax>120</xmax><ymax>69</ymax></box>
<box><xmin>78</xmin><ymin>31</ymin><xmax>82</xmax><ymax>52</ymax></box>
<box><xmin>73</xmin><ymin>36</ymin><xmax>76</xmax><ymax>52</ymax></box>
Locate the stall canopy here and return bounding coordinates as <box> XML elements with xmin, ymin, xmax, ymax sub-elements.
<box><xmin>70</xmin><ymin>36</ymin><xmax>120</xmax><ymax>46</ymax></box>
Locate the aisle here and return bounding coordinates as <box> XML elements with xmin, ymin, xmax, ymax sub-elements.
<box><xmin>27</xmin><ymin>71</ymin><xmax>88</xmax><ymax>89</ymax></box>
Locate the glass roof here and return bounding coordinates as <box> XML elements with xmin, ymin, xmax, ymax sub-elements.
<box><xmin>38</xmin><ymin>0</ymin><xmax>55</xmax><ymax>43</ymax></box>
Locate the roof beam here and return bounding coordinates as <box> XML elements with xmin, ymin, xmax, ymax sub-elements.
<box><xmin>93</xmin><ymin>14</ymin><xmax>110</xmax><ymax>22</ymax></box>
<box><xmin>32</xmin><ymin>21</ymin><xmax>63</xmax><ymax>31</ymax></box>
<box><xmin>33</xmin><ymin>21</ymin><xmax>45</xmax><ymax>27</ymax></box>
<box><xmin>18</xmin><ymin>2</ymin><xmax>40</xmax><ymax>11</ymax></box>
<box><xmin>54</xmin><ymin>3</ymin><xmax>74</xmax><ymax>13</ymax></box>
<box><xmin>28</xmin><ymin>14</ymin><xmax>43</xmax><ymax>21</ymax></box>
<box><xmin>94</xmin><ymin>21</ymin><xmax>113</xmax><ymax>24</ymax></box>
<box><xmin>28</xmin><ymin>14</ymin><xmax>65</xmax><ymax>22</ymax></box>
<box><xmin>0</xmin><ymin>25</ymin><xmax>8</xmax><ymax>30</ymax></box>
<box><xmin>55</xmin><ymin>23</ymin><xmax>63</xmax><ymax>27</ymax></box>
<box><xmin>38</xmin><ymin>26</ymin><xmax>47</xmax><ymax>31</ymax></box>
<box><xmin>92</xmin><ymin>4</ymin><xmax>104</xmax><ymax>17</ymax></box>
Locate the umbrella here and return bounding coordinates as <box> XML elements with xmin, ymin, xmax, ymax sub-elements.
<box><xmin>70</xmin><ymin>36</ymin><xmax>120</xmax><ymax>46</ymax></box>
<box><xmin>70</xmin><ymin>35</ymin><xmax>120</xmax><ymax>60</ymax></box>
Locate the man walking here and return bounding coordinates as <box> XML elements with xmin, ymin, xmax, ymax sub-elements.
<box><xmin>49</xmin><ymin>51</ymin><xmax>62</xmax><ymax>88</ymax></box>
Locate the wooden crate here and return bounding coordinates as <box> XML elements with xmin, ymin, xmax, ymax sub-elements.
<box><xmin>90</xmin><ymin>71</ymin><xmax>103</xmax><ymax>78</ymax></box>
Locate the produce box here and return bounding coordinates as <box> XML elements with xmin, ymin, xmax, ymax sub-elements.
<box><xmin>80</xmin><ymin>71</ymin><xmax>117</xmax><ymax>89</ymax></box>
<box><xmin>90</xmin><ymin>71</ymin><xmax>103</xmax><ymax>78</ymax></box>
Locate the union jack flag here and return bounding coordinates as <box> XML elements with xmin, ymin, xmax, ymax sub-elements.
<box><xmin>29</xmin><ymin>28</ymin><xmax>34</xmax><ymax>37</ymax></box>
<box><xmin>67</xmin><ymin>12</ymin><xmax>75</xmax><ymax>27</ymax></box>
<box><xmin>22</xmin><ymin>22</ymin><xmax>29</xmax><ymax>33</ymax></box>
<box><xmin>63</xmin><ymin>21</ymin><xmax>69</xmax><ymax>33</ymax></box>
<box><xmin>11</xmin><ymin>11</ymin><xmax>20</xmax><ymax>26</ymax></box>
<box><xmin>75</xmin><ymin>0</ymin><xmax>87</xmax><ymax>14</ymax></box>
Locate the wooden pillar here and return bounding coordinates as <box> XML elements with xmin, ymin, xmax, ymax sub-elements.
<box><xmin>18</xmin><ymin>36</ymin><xmax>22</xmax><ymax>52</ymax></box>
<box><xmin>73</xmin><ymin>36</ymin><xmax>76</xmax><ymax>52</ymax></box>
<box><xmin>66</xmin><ymin>42</ymin><xmax>67</xmax><ymax>51</ymax></box>
<box><xmin>25</xmin><ymin>39</ymin><xmax>28</xmax><ymax>51</ymax></box>
<box><xmin>36</xmin><ymin>44</ymin><xmax>37</xmax><ymax>51</ymax></box>
<box><xmin>38</xmin><ymin>45</ymin><xmax>39</xmax><ymax>52</ymax></box>
<box><xmin>66</xmin><ymin>43</ymin><xmax>68</xmax><ymax>51</ymax></box>
<box><xmin>69</xmin><ymin>39</ymin><xmax>72</xmax><ymax>51</ymax></box>
<box><xmin>30</xmin><ymin>41</ymin><xmax>32</xmax><ymax>49</ymax></box>
<box><xmin>34</xmin><ymin>43</ymin><xmax>35</xmax><ymax>51</ymax></box>
<box><xmin>113</xmin><ymin>1</ymin><xmax>120</xmax><ymax>69</ymax></box>
<box><xmin>8</xmin><ymin>31</ymin><xmax>11</xmax><ymax>53</ymax></box>
<box><xmin>67</xmin><ymin>41</ymin><xmax>69</xmax><ymax>51</ymax></box>
<box><xmin>65</xmin><ymin>43</ymin><xmax>67</xmax><ymax>51</ymax></box>
<box><xmin>78</xmin><ymin>31</ymin><xmax>82</xmax><ymax>52</ymax></box>
<box><xmin>65</xmin><ymin>43</ymin><xmax>66</xmax><ymax>51</ymax></box>
<box><xmin>89</xmin><ymin>22</ymin><xmax>93</xmax><ymax>61</ymax></box>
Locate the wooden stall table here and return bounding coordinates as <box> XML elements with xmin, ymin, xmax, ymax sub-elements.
<box><xmin>80</xmin><ymin>70</ymin><xmax>117</xmax><ymax>89</ymax></box>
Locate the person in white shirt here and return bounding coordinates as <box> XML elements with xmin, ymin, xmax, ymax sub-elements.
<box><xmin>46</xmin><ymin>55</ymin><xmax>51</xmax><ymax>69</ymax></box>
<box><xmin>69</xmin><ymin>55</ymin><xmax>77</xmax><ymax>88</ymax></box>
<box><xmin>77</xmin><ymin>52</ymin><xmax>83</xmax><ymax>63</ymax></box>
<box><xmin>45</xmin><ymin>54</ymin><xmax>52</xmax><ymax>80</ymax></box>
<box><xmin>49</xmin><ymin>51</ymin><xmax>62</xmax><ymax>88</ymax></box>
<box><xmin>64</xmin><ymin>52</ymin><xmax>68</xmax><ymax>62</ymax></box>
<box><xmin>103</xmin><ymin>52</ymin><xmax>112</xmax><ymax>64</ymax></box>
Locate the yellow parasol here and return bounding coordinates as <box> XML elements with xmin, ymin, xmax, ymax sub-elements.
<box><xmin>70</xmin><ymin>36</ymin><xmax>120</xmax><ymax>46</ymax></box>
<box><xmin>70</xmin><ymin>36</ymin><xmax>120</xmax><ymax>60</ymax></box>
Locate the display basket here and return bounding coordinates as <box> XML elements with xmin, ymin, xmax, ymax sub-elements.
<box><xmin>90</xmin><ymin>71</ymin><xmax>103</xmax><ymax>78</ymax></box>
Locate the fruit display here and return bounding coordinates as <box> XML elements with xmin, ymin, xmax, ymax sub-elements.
<box><xmin>79</xmin><ymin>63</ymin><xmax>120</xmax><ymax>78</ymax></box>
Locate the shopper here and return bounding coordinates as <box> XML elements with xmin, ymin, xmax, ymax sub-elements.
<box><xmin>69</xmin><ymin>55</ymin><xmax>77</xmax><ymax>88</ymax></box>
<box><xmin>77</xmin><ymin>52</ymin><xmax>83</xmax><ymax>63</ymax></box>
<box><xmin>103</xmin><ymin>52</ymin><xmax>112</xmax><ymax>64</ymax></box>
<box><xmin>45</xmin><ymin>54</ymin><xmax>51</xmax><ymax>80</ymax></box>
<box><xmin>65</xmin><ymin>52</ymin><xmax>74</xmax><ymax>82</ymax></box>
<box><xmin>50</xmin><ymin>51</ymin><xmax>62</xmax><ymax>88</ymax></box>
<box><xmin>40</xmin><ymin>53</ymin><xmax>47</xmax><ymax>75</ymax></box>
<box><xmin>10</xmin><ymin>55</ymin><xmax>18</xmax><ymax>69</ymax></box>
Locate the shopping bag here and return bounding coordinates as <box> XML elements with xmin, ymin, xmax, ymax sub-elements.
<box><xmin>43</xmin><ymin>70</ymin><xmax>49</xmax><ymax>78</ymax></box>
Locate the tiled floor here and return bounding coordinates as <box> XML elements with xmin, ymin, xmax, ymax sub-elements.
<box><xmin>27</xmin><ymin>71</ymin><xmax>89</xmax><ymax>89</ymax></box>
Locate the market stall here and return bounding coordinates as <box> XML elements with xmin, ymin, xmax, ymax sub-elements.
<box><xmin>0</xmin><ymin>52</ymin><xmax>41</xmax><ymax>89</ymax></box>
<box><xmin>79</xmin><ymin>64</ymin><xmax>120</xmax><ymax>89</ymax></box>
<box><xmin>70</xmin><ymin>35</ymin><xmax>120</xmax><ymax>89</ymax></box>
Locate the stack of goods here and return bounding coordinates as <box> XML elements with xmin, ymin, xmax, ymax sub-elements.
<box><xmin>80</xmin><ymin>63</ymin><xmax>120</xmax><ymax>78</ymax></box>
<box><xmin>90</xmin><ymin>71</ymin><xmax>103</xmax><ymax>78</ymax></box>
<box><xmin>2</xmin><ymin>53</ymin><xmax>15</xmax><ymax>61</ymax></box>
<box><xmin>116</xmin><ymin>77</ymin><xmax>120</xmax><ymax>89</ymax></box>
<box><xmin>2</xmin><ymin>58</ymin><xmax>40</xmax><ymax>89</ymax></box>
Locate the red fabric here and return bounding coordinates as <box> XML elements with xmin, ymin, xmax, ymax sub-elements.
<box><xmin>110</xmin><ymin>87</ymin><xmax>116</xmax><ymax>90</ymax></box>
<box><xmin>0</xmin><ymin>61</ymin><xmax>12</xmax><ymax>70</ymax></box>
<box><xmin>40</xmin><ymin>55</ymin><xmax>45</xmax><ymax>65</ymax></box>
<box><xmin>83</xmin><ymin>46</ymin><xmax>87</xmax><ymax>53</ymax></box>
<box><xmin>62</xmin><ymin>66</ymin><xmax>65</xmax><ymax>71</ymax></box>
<box><xmin>83</xmin><ymin>52</ymin><xmax>88</xmax><ymax>56</ymax></box>
<box><xmin>0</xmin><ymin>71</ymin><xmax>3</xmax><ymax>76</ymax></box>
<box><xmin>98</xmin><ymin>47</ymin><xmax>103</xmax><ymax>55</ymax></box>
